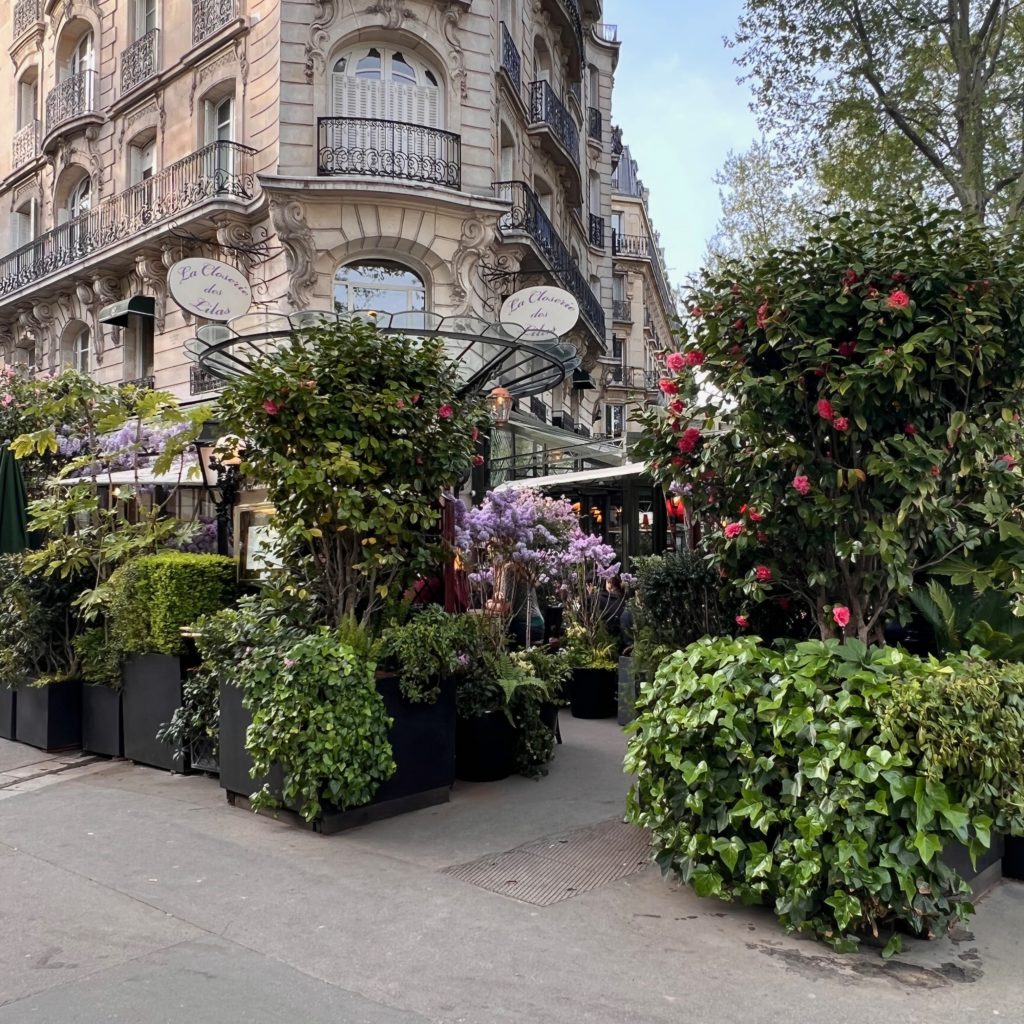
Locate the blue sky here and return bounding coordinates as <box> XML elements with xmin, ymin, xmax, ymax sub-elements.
<box><xmin>604</xmin><ymin>0</ymin><xmax>756</xmax><ymax>290</ymax></box>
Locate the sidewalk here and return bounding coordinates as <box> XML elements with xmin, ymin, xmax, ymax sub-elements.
<box><xmin>0</xmin><ymin>717</ymin><xmax>1021</xmax><ymax>1023</ymax></box>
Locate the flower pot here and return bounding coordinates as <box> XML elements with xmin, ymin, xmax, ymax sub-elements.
<box><xmin>540</xmin><ymin>701</ymin><xmax>562</xmax><ymax>744</ymax></box>
<box><xmin>1002</xmin><ymin>837</ymin><xmax>1024</xmax><ymax>881</ymax></box>
<box><xmin>455</xmin><ymin>710</ymin><xmax>517</xmax><ymax>782</ymax></box>
<box><xmin>218</xmin><ymin>679</ymin><xmax>270</xmax><ymax>800</ymax></box>
<box><xmin>568</xmin><ymin>667</ymin><xmax>617</xmax><ymax>719</ymax></box>
<box><xmin>122</xmin><ymin>654</ymin><xmax>186</xmax><ymax>772</ymax></box>
<box><xmin>0</xmin><ymin>687</ymin><xmax>14</xmax><ymax>740</ymax></box>
<box><xmin>82</xmin><ymin>684</ymin><xmax>123</xmax><ymax>758</ymax></box>
<box><xmin>15</xmin><ymin>679</ymin><xmax>82</xmax><ymax>751</ymax></box>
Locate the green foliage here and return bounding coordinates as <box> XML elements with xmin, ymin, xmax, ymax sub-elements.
<box><xmin>110</xmin><ymin>552</ymin><xmax>237</xmax><ymax>657</ymax></box>
<box><xmin>73</xmin><ymin>627</ymin><xmax>121</xmax><ymax>689</ymax></box>
<box><xmin>156</xmin><ymin>665</ymin><xmax>218</xmax><ymax>763</ymax></box>
<box><xmin>245</xmin><ymin>628</ymin><xmax>395</xmax><ymax>821</ymax></box>
<box><xmin>638</xmin><ymin>205</ymin><xmax>1024</xmax><ymax>643</ymax></box>
<box><xmin>626</xmin><ymin>636</ymin><xmax>1024</xmax><ymax>952</ymax></box>
<box><xmin>215</xmin><ymin>317</ymin><xmax>483</xmax><ymax>627</ymax></box>
<box><xmin>563</xmin><ymin>624</ymin><xmax>618</xmax><ymax>671</ymax></box>
<box><xmin>379</xmin><ymin>606</ymin><xmax>478</xmax><ymax>703</ymax></box>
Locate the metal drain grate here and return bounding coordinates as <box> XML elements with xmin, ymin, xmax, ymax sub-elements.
<box><xmin>442</xmin><ymin>819</ymin><xmax>651</xmax><ymax>906</ymax></box>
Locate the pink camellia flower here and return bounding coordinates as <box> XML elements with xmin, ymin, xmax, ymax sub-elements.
<box><xmin>832</xmin><ymin>605</ymin><xmax>851</xmax><ymax>629</ymax></box>
<box><xmin>668</xmin><ymin>399</ymin><xmax>685</xmax><ymax>415</ymax></box>
<box><xmin>733</xmin><ymin>318</ymin><xmax>746</xmax><ymax>331</ymax></box>
<box><xmin>792</xmin><ymin>475</ymin><xmax>811</xmax><ymax>496</ymax></box>
<box><xmin>833</xmin><ymin>416</ymin><xmax>850</xmax><ymax>432</ymax></box>
<box><xmin>837</xmin><ymin>340</ymin><xmax>857</xmax><ymax>358</ymax></box>
<box><xmin>891</xmin><ymin>271</ymin><xmax>908</xmax><ymax>284</ymax></box>
<box><xmin>735</xmin><ymin>615</ymin><xmax>749</xmax><ymax>630</ymax></box>
<box><xmin>691</xmin><ymin>306</ymin><xmax>703</xmax><ymax>318</ymax></box>
<box><xmin>670</xmin><ymin>456</ymin><xmax>684</xmax><ymax>467</ymax></box>
<box><xmin>471</xmin><ymin>426</ymin><xmax>480</xmax><ymax>442</ymax></box>
<box><xmin>887</xmin><ymin>290</ymin><xmax>911</xmax><ymax>309</ymax></box>
<box><xmin>396</xmin><ymin>399</ymin><xmax>406</xmax><ymax>410</ymax></box>
<box><xmin>0</xmin><ymin>394</ymin><xmax>13</xmax><ymax>408</ymax></box>
<box><xmin>659</xmin><ymin>378</ymin><xmax>679</xmax><ymax>395</ymax></box>
<box><xmin>756</xmin><ymin>303</ymin><xmax>770</xmax><ymax>329</ymax></box>
<box><xmin>301</xmin><ymin>380</ymin><xmax>317</xmax><ymax>390</ymax></box>
<box><xmin>904</xmin><ymin>423</ymin><xmax>917</xmax><ymax>436</ymax></box>
<box><xmin>995</xmin><ymin>454</ymin><xmax>1018</xmax><ymax>470</ymax></box>
<box><xmin>757</xmin><ymin>530</ymin><xmax>768</xmax><ymax>542</ymax></box>
<box><xmin>748</xmin><ymin>509</ymin><xmax>764</xmax><ymax>522</ymax></box>
<box><xmin>841</xmin><ymin>269</ymin><xmax>859</xmax><ymax>288</ymax></box>
<box><xmin>410</xmin><ymin>393</ymin><xmax>421</xmax><ymax>404</ymax></box>
<box><xmin>677</xmin><ymin>427</ymin><xmax>701</xmax><ymax>453</ymax></box>
<box><xmin>262</xmin><ymin>399</ymin><xmax>280</xmax><ymax>416</ymax></box>
<box><xmin>816</xmin><ymin>399</ymin><xmax>834</xmax><ymax>421</ymax></box>
<box><xmin>472</xmin><ymin>454</ymin><xmax>485</xmax><ymax>467</ymax></box>
<box><xmin>438</xmin><ymin>403</ymin><xmax>454</xmax><ymax>420</ymax></box>
<box><xmin>684</xmin><ymin>350</ymin><xmax>705</xmax><ymax>367</ymax></box>
<box><xmin>754</xmin><ymin>565</ymin><xmax>772</xmax><ymax>582</ymax></box>
<box><xmin>666</xmin><ymin>351</ymin><xmax>686</xmax><ymax>372</ymax></box>
<box><xmin>283</xmin><ymin>658</ymin><xmax>296</xmax><ymax>669</ymax></box>
<box><xmin>724</xmin><ymin>521</ymin><xmax>744</xmax><ymax>539</ymax></box>
<box><xmin>930</xmin><ymin>465</ymin><xmax>940</xmax><ymax>477</ymax></box>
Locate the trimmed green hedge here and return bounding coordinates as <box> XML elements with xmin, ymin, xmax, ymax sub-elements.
<box><xmin>110</xmin><ymin>552</ymin><xmax>237</xmax><ymax>657</ymax></box>
<box><xmin>626</xmin><ymin>636</ymin><xmax>1024</xmax><ymax>955</ymax></box>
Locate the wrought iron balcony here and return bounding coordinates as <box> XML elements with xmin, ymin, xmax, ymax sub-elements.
<box><xmin>612</xmin><ymin>232</ymin><xmax>650</xmax><ymax>258</ymax></box>
<box><xmin>493</xmin><ymin>180</ymin><xmax>605</xmax><ymax>341</ymax></box>
<box><xmin>190</xmin><ymin>364</ymin><xmax>223</xmax><ymax>395</ymax></box>
<box><xmin>528</xmin><ymin>80</ymin><xmax>579</xmax><ymax>168</ymax></box>
<box><xmin>588</xmin><ymin>213</ymin><xmax>605</xmax><ymax>249</ymax></box>
<box><xmin>317</xmin><ymin>117</ymin><xmax>461</xmax><ymax>189</ymax></box>
<box><xmin>192</xmin><ymin>0</ymin><xmax>235</xmax><ymax>46</ymax></box>
<box><xmin>541</xmin><ymin>0</ymin><xmax>585</xmax><ymax>64</ymax></box>
<box><xmin>0</xmin><ymin>141</ymin><xmax>256</xmax><ymax>298</ymax></box>
<box><xmin>121</xmin><ymin>29</ymin><xmax>159</xmax><ymax>93</ymax></box>
<box><xmin>500</xmin><ymin>22</ymin><xmax>521</xmax><ymax>93</ymax></box>
<box><xmin>14</xmin><ymin>0</ymin><xmax>41</xmax><ymax>39</ymax></box>
<box><xmin>587</xmin><ymin>106</ymin><xmax>602</xmax><ymax>142</ymax></box>
<box><xmin>612</xmin><ymin>299</ymin><xmax>631</xmax><ymax>322</ymax></box>
<box><xmin>596</xmin><ymin>23</ymin><xmax>619</xmax><ymax>43</ymax></box>
<box><xmin>45</xmin><ymin>69</ymin><xmax>98</xmax><ymax>135</ymax></box>
<box><xmin>12</xmin><ymin>121</ymin><xmax>39</xmax><ymax>169</ymax></box>
<box><xmin>124</xmin><ymin>375</ymin><xmax>155</xmax><ymax>390</ymax></box>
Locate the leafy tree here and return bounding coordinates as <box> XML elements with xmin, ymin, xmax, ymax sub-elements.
<box><xmin>733</xmin><ymin>1</ymin><xmax>1024</xmax><ymax>222</ymax></box>
<box><xmin>636</xmin><ymin>204</ymin><xmax>1024</xmax><ymax>643</ymax></box>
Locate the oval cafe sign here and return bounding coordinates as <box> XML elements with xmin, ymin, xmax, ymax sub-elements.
<box><xmin>500</xmin><ymin>286</ymin><xmax>580</xmax><ymax>338</ymax></box>
<box><xmin>168</xmin><ymin>258</ymin><xmax>252</xmax><ymax>321</ymax></box>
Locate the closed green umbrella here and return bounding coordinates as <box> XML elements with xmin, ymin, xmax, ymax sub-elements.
<box><xmin>0</xmin><ymin>447</ymin><xmax>29</xmax><ymax>554</ymax></box>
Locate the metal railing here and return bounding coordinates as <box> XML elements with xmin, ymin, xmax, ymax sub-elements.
<box><xmin>587</xmin><ymin>106</ymin><xmax>602</xmax><ymax>142</ymax></box>
<box><xmin>190</xmin><ymin>364</ymin><xmax>223</xmax><ymax>395</ymax></box>
<box><xmin>612</xmin><ymin>299</ymin><xmax>631</xmax><ymax>322</ymax></box>
<box><xmin>550</xmin><ymin>0</ymin><xmax>585</xmax><ymax>61</ymax></box>
<box><xmin>595</xmin><ymin>23</ymin><xmax>619</xmax><ymax>42</ymax></box>
<box><xmin>192</xmin><ymin>0</ymin><xmax>235</xmax><ymax>46</ymax></box>
<box><xmin>12</xmin><ymin>121</ymin><xmax>38</xmax><ymax>168</ymax></box>
<box><xmin>121</xmin><ymin>29</ymin><xmax>159</xmax><ymax>93</ymax></box>
<box><xmin>493</xmin><ymin>180</ymin><xmax>605</xmax><ymax>341</ymax></box>
<box><xmin>528</xmin><ymin>80</ymin><xmax>579</xmax><ymax>168</ymax></box>
<box><xmin>500</xmin><ymin>22</ymin><xmax>521</xmax><ymax>93</ymax></box>
<box><xmin>317</xmin><ymin>117</ymin><xmax>462</xmax><ymax>189</ymax></box>
<box><xmin>13</xmin><ymin>0</ymin><xmax>40</xmax><ymax>38</ymax></box>
<box><xmin>612</xmin><ymin>233</ymin><xmax>674</xmax><ymax>316</ymax></box>
<box><xmin>588</xmin><ymin>213</ymin><xmax>605</xmax><ymax>248</ymax></box>
<box><xmin>45</xmin><ymin>69</ymin><xmax>98</xmax><ymax>134</ymax></box>
<box><xmin>605</xmin><ymin>366</ymin><xmax>660</xmax><ymax>390</ymax></box>
<box><xmin>0</xmin><ymin>141</ymin><xmax>257</xmax><ymax>297</ymax></box>
<box><xmin>124</xmin><ymin>375</ymin><xmax>155</xmax><ymax>390</ymax></box>
<box><xmin>530</xmin><ymin>396</ymin><xmax>547</xmax><ymax>422</ymax></box>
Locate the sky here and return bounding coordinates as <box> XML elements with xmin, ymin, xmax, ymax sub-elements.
<box><xmin>603</xmin><ymin>0</ymin><xmax>756</xmax><ymax>291</ymax></box>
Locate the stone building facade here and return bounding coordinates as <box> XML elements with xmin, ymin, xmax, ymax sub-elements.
<box><xmin>0</xmin><ymin>0</ymin><xmax>674</xmax><ymax>458</ymax></box>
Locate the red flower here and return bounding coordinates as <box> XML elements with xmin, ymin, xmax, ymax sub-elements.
<box><xmin>670</xmin><ymin>456</ymin><xmax>684</xmax><ymax>467</ymax></box>
<box><xmin>262</xmin><ymin>399</ymin><xmax>280</xmax><ymax>416</ymax></box>
<box><xmin>396</xmin><ymin>399</ymin><xmax>406</xmax><ymax>409</ymax></box>
<box><xmin>677</xmin><ymin>428</ymin><xmax>701</xmax><ymax>453</ymax></box>
<box><xmin>666</xmin><ymin>352</ymin><xmax>686</xmax><ymax>372</ymax></box>
<box><xmin>438</xmin><ymin>404</ymin><xmax>454</xmax><ymax>420</ymax></box>
<box><xmin>471</xmin><ymin>454</ymin><xmax>484</xmax><ymax>467</ymax></box>
<box><xmin>471</xmin><ymin>426</ymin><xmax>480</xmax><ymax>442</ymax></box>
<box><xmin>841</xmin><ymin>269</ymin><xmax>860</xmax><ymax>288</ymax></box>
<box><xmin>837</xmin><ymin>340</ymin><xmax>857</xmax><ymax>358</ymax></box>
<box><xmin>735</xmin><ymin>615</ymin><xmax>749</xmax><ymax>630</ymax></box>
<box><xmin>792</xmin><ymin>475</ymin><xmax>811</xmax><ymax>496</ymax></box>
<box><xmin>754</xmin><ymin>565</ymin><xmax>772</xmax><ymax>582</ymax></box>
<box><xmin>887</xmin><ymin>290</ymin><xmax>911</xmax><ymax>309</ymax></box>
<box><xmin>668</xmin><ymin>399</ymin><xmax>685</xmax><ymax>415</ymax></box>
<box><xmin>777</xmin><ymin>596</ymin><xmax>791</xmax><ymax>611</ymax></box>
<box><xmin>995</xmin><ymin>454</ymin><xmax>1018</xmax><ymax>470</ymax></box>
<box><xmin>756</xmin><ymin>303</ymin><xmax>770</xmax><ymax>329</ymax></box>
<box><xmin>891</xmin><ymin>271</ymin><xmax>908</xmax><ymax>284</ymax></box>
<box><xmin>930</xmin><ymin>465</ymin><xmax>940</xmax><ymax>477</ymax></box>
<box><xmin>813</xmin><ymin>366</ymin><xmax>827</xmax><ymax>378</ymax></box>
<box><xmin>684</xmin><ymin>350</ymin><xmax>705</xmax><ymax>367</ymax></box>
<box><xmin>832</xmin><ymin>605</ymin><xmax>851</xmax><ymax>629</ymax></box>
<box><xmin>659</xmin><ymin>378</ymin><xmax>679</xmax><ymax>395</ymax></box>
<box><xmin>691</xmin><ymin>306</ymin><xmax>703</xmax><ymax>318</ymax></box>
<box><xmin>816</xmin><ymin>399</ymin><xmax>834</xmax><ymax>421</ymax></box>
<box><xmin>748</xmin><ymin>509</ymin><xmax>764</xmax><ymax>522</ymax></box>
<box><xmin>732</xmin><ymin>318</ymin><xmax>746</xmax><ymax>331</ymax></box>
<box><xmin>833</xmin><ymin>416</ymin><xmax>850</xmax><ymax>432</ymax></box>
<box><xmin>756</xmin><ymin>530</ymin><xmax>768</xmax><ymax>542</ymax></box>
<box><xmin>410</xmin><ymin>393</ymin><xmax>421</xmax><ymax>404</ymax></box>
<box><xmin>904</xmin><ymin>423</ymin><xmax>917</xmax><ymax>436</ymax></box>
<box><xmin>724</xmin><ymin>522</ymin><xmax>745</xmax><ymax>539</ymax></box>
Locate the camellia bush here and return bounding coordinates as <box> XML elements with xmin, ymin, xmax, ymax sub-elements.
<box><xmin>635</xmin><ymin>205</ymin><xmax>1024</xmax><ymax>641</ymax></box>
<box><xmin>217</xmin><ymin>318</ymin><xmax>482</xmax><ymax>626</ymax></box>
<box><xmin>626</xmin><ymin>636</ymin><xmax>1024</xmax><ymax>956</ymax></box>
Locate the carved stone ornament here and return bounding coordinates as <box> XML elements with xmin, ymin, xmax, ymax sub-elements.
<box><xmin>134</xmin><ymin>252</ymin><xmax>168</xmax><ymax>333</ymax></box>
<box><xmin>118</xmin><ymin>100</ymin><xmax>160</xmax><ymax>147</ymax></box>
<box><xmin>189</xmin><ymin>50</ymin><xmax>241</xmax><ymax>114</ymax></box>
<box><xmin>442</xmin><ymin>3</ymin><xmax>468</xmax><ymax>101</ymax></box>
<box><xmin>304</xmin><ymin>0</ymin><xmax>338</xmax><ymax>83</ymax></box>
<box><xmin>269</xmin><ymin>199</ymin><xmax>317</xmax><ymax>311</ymax></box>
<box><xmin>451</xmin><ymin>216</ymin><xmax>496</xmax><ymax>316</ymax></box>
<box><xmin>364</xmin><ymin>0</ymin><xmax>414</xmax><ymax>31</ymax></box>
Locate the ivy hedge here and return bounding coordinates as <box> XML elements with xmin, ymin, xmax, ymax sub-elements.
<box><xmin>625</xmin><ymin>636</ymin><xmax>1024</xmax><ymax>955</ymax></box>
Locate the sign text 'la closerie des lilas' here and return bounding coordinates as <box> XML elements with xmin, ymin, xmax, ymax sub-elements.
<box><xmin>168</xmin><ymin>258</ymin><xmax>252</xmax><ymax>321</ymax></box>
<box><xmin>500</xmin><ymin>286</ymin><xmax>580</xmax><ymax>337</ymax></box>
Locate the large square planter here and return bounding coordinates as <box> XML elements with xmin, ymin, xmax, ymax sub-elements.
<box><xmin>220</xmin><ymin>673</ymin><xmax>456</xmax><ymax>832</ymax></box>
<box><xmin>15</xmin><ymin>680</ymin><xmax>82</xmax><ymax>751</ymax></box>
<box><xmin>0</xmin><ymin>687</ymin><xmax>14</xmax><ymax>740</ymax></box>
<box><xmin>82</xmin><ymin>685</ymin><xmax>123</xmax><ymax>758</ymax></box>
<box><xmin>568</xmin><ymin>667</ymin><xmax>617</xmax><ymax>719</ymax></box>
<box><xmin>122</xmin><ymin>654</ymin><xmax>186</xmax><ymax>772</ymax></box>
<box><xmin>1004</xmin><ymin>837</ymin><xmax>1024</xmax><ymax>881</ymax></box>
<box><xmin>455</xmin><ymin>710</ymin><xmax>517</xmax><ymax>782</ymax></box>
<box><xmin>943</xmin><ymin>835</ymin><xmax>1005</xmax><ymax>897</ymax></box>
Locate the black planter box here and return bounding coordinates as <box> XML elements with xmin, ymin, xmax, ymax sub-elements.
<box><xmin>455</xmin><ymin>709</ymin><xmax>517</xmax><ymax>782</ymax></box>
<box><xmin>15</xmin><ymin>680</ymin><xmax>82</xmax><ymax>751</ymax></box>
<box><xmin>568</xmin><ymin>667</ymin><xmax>617</xmax><ymax>719</ymax></box>
<box><xmin>0</xmin><ymin>687</ymin><xmax>14</xmax><ymax>740</ymax></box>
<box><xmin>122</xmin><ymin>654</ymin><xmax>186</xmax><ymax>772</ymax></box>
<box><xmin>943</xmin><ymin>834</ymin><xmax>1005</xmax><ymax>897</ymax></box>
<box><xmin>1002</xmin><ymin>837</ymin><xmax>1024</xmax><ymax>881</ymax></box>
<box><xmin>220</xmin><ymin>673</ymin><xmax>456</xmax><ymax>832</ymax></box>
<box><xmin>82</xmin><ymin>685</ymin><xmax>123</xmax><ymax>758</ymax></box>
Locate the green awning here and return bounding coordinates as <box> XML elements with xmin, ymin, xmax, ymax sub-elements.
<box><xmin>0</xmin><ymin>448</ymin><xmax>29</xmax><ymax>554</ymax></box>
<box><xmin>99</xmin><ymin>295</ymin><xmax>156</xmax><ymax>327</ymax></box>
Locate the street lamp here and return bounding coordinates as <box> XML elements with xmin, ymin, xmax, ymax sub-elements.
<box><xmin>487</xmin><ymin>386</ymin><xmax>513</xmax><ymax>427</ymax></box>
<box><xmin>195</xmin><ymin>430</ymin><xmax>244</xmax><ymax>557</ymax></box>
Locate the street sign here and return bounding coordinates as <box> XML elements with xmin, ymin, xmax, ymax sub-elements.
<box><xmin>500</xmin><ymin>286</ymin><xmax>580</xmax><ymax>337</ymax></box>
<box><xmin>168</xmin><ymin>258</ymin><xmax>252</xmax><ymax>321</ymax></box>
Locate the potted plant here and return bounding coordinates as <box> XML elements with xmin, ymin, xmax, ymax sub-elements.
<box><xmin>74</xmin><ymin>625</ymin><xmax>124</xmax><ymax>757</ymax></box>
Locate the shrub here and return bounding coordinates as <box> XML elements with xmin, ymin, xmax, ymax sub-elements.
<box><xmin>379</xmin><ymin>606</ymin><xmax>478</xmax><ymax>703</ymax></box>
<box><xmin>626</xmin><ymin>636</ymin><xmax>1024</xmax><ymax>955</ymax></box>
<box><xmin>73</xmin><ymin>627</ymin><xmax>121</xmax><ymax>688</ymax></box>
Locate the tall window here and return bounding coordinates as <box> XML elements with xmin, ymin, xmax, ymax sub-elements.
<box><xmin>204</xmin><ymin>92</ymin><xmax>235</xmax><ymax>177</ymax></box>
<box><xmin>130</xmin><ymin>139</ymin><xmax>156</xmax><ymax>183</ymax></box>
<box><xmin>16</xmin><ymin>73</ymin><xmax>38</xmax><ymax>130</ymax></box>
<box><xmin>66</xmin><ymin>326</ymin><xmax>91</xmax><ymax>374</ymax></box>
<box><xmin>500</xmin><ymin>0</ymin><xmax>513</xmax><ymax>25</ymax></box>
<box><xmin>14</xmin><ymin>200</ymin><xmax>37</xmax><ymax>248</ymax></box>
<box><xmin>333</xmin><ymin>261</ymin><xmax>426</xmax><ymax>317</ymax></box>
<box><xmin>499</xmin><ymin>123</ymin><xmax>514</xmax><ymax>182</ymax></box>
<box><xmin>67</xmin><ymin>32</ymin><xmax>95</xmax><ymax>78</ymax></box>
<box><xmin>610</xmin><ymin>211</ymin><xmax>623</xmax><ymax>237</ymax></box>
<box><xmin>534</xmin><ymin>37</ymin><xmax>552</xmax><ymax>84</ymax></box>
<box><xmin>125</xmin><ymin>317</ymin><xmax>154</xmax><ymax>380</ymax></box>
<box><xmin>133</xmin><ymin>0</ymin><xmax>157</xmax><ymax>38</ymax></box>
<box><xmin>612</xmin><ymin>274</ymin><xmax>626</xmax><ymax>303</ymax></box>
<box><xmin>331</xmin><ymin>47</ymin><xmax>441</xmax><ymax>125</ymax></box>
<box><xmin>604</xmin><ymin>403</ymin><xmax>624</xmax><ymax>437</ymax></box>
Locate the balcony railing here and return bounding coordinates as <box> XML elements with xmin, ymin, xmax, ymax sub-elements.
<box><xmin>587</xmin><ymin>106</ymin><xmax>602</xmax><ymax>142</ymax></box>
<box><xmin>500</xmin><ymin>22</ymin><xmax>521</xmax><ymax>93</ymax></box>
<box><xmin>596</xmin><ymin>23</ymin><xmax>619</xmax><ymax>42</ymax></box>
<box><xmin>317</xmin><ymin>117</ymin><xmax>461</xmax><ymax>189</ymax></box>
<box><xmin>124</xmin><ymin>375</ymin><xmax>155</xmax><ymax>390</ymax></box>
<box><xmin>190</xmin><ymin>364</ymin><xmax>223</xmax><ymax>395</ymax></box>
<box><xmin>528</xmin><ymin>80</ymin><xmax>579</xmax><ymax>168</ymax></box>
<box><xmin>12</xmin><ymin>121</ymin><xmax>39</xmax><ymax>169</ymax></box>
<box><xmin>14</xmin><ymin>0</ymin><xmax>41</xmax><ymax>39</ymax></box>
<box><xmin>121</xmin><ymin>29</ymin><xmax>159</xmax><ymax>93</ymax></box>
<box><xmin>45</xmin><ymin>69</ymin><xmax>98</xmax><ymax>135</ymax></box>
<box><xmin>605</xmin><ymin>366</ymin><xmax>659</xmax><ymax>390</ymax></box>
<box><xmin>547</xmin><ymin>0</ymin><xmax>585</xmax><ymax>62</ymax></box>
<box><xmin>612</xmin><ymin>233</ymin><xmax>674</xmax><ymax>315</ymax></box>
<box><xmin>588</xmin><ymin>213</ymin><xmax>604</xmax><ymax>249</ymax></box>
<box><xmin>612</xmin><ymin>299</ymin><xmax>631</xmax><ymax>322</ymax></box>
<box><xmin>0</xmin><ymin>141</ymin><xmax>257</xmax><ymax>297</ymax></box>
<box><xmin>494</xmin><ymin>180</ymin><xmax>605</xmax><ymax>341</ymax></box>
<box><xmin>192</xmin><ymin>0</ymin><xmax>235</xmax><ymax>46</ymax></box>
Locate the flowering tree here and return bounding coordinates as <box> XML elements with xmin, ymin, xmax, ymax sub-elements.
<box><xmin>635</xmin><ymin>205</ymin><xmax>1024</xmax><ymax>643</ymax></box>
<box><xmin>217</xmin><ymin>318</ymin><xmax>482</xmax><ymax>627</ymax></box>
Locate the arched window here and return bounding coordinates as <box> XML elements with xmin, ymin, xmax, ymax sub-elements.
<box><xmin>533</xmin><ymin>174</ymin><xmax>553</xmax><ymax>219</ymax></box>
<box><xmin>534</xmin><ymin>37</ymin><xmax>552</xmax><ymax>84</ymax></box>
<box><xmin>64</xmin><ymin>324</ymin><xmax>91</xmax><ymax>374</ymax></box>
<box><xmin>333</xmin><ymin>260</ymin><xmax>426</xmax><ymax>317</ymax></box>
<box><xmin>65</xmin><ymin>31</ymin><xmax>95</xmax><ymax>80</ymax></box>
<box><xmin>67</xmin><ymin>175</ymin><xmax>91</xmax><ymax>220</ymax></box>
<box><xmin>16</xmin><ymin>69</ymin><xmax>38</xmax><ymax>130</ymax></box>
<box><xmin>331</xmin><ymin>46</ymin><xmax>442</xmax><ymax>126</ymax></box>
